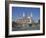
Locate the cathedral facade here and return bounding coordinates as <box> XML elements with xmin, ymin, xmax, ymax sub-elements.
<box><xmin>15</xmin><ymin>12</ymin><xmax>33</xmax><ymax>27</ymax></box>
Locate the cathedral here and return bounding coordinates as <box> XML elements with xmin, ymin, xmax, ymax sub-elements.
<box><xmin>15</xmin><ymin>12</ymin><xmax>34</xmax><ymax>27</ymax></box>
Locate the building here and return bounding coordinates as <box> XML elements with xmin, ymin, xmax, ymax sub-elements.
<box><xmin>15</xmin><ymin>12</ymin><xmax>33</xmax><ymax>25</ymax></box>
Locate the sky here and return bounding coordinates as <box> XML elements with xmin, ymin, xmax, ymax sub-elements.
<box><xmin>12</xmin><ymin>7</ymin><xmax>40</xmax><ymax>22</ymax></box>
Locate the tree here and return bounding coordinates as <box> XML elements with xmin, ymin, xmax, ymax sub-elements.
<box><xmin>38</xmin><ymin>19</ymin><xmax>40</xmax><ymax>24</ymax></box>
